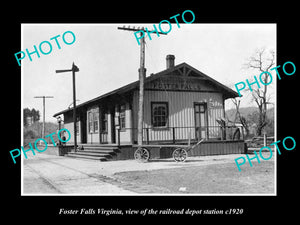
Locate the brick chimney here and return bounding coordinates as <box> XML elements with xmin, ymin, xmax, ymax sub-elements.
<box><xmin>166</xmin><ymin>55</ymin><xmax>175</xmax><ymax>69</ymax></box>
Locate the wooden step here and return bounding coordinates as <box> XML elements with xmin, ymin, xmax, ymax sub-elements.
<box><xmin>83</xmin><ymin>146</ymin><xmax>119</xmax><ymax>151</ymax></box>
<box><xmin>80</xmin><ymin>144</ymin><xmax>118</xmax><ymax>148</ymax></box>
<box><xmin>83</xmin><ymin>147</ymin><xmax>118</xmax><ymax>152</ymax></box>
<box><xmin>68</xmin><ymin>151</ymin><xmax>113</xmax><ymax>158</ymax></box>
<box><xmin>76</xmin><ymin>149</ymin><xmax>115</xmax><ymax>155</ymax></box>
<box><xmin>66</xmin><ymin>153</ymin><xmax>107</xmax><ymax>161</ymax></box>
<box><xmin>65</xmin><ymin>145</ymin><xmax>121</xmax><ymax>161</ymax></box>
<box><xmin>63</xmin><ymin>144</ymin><xmax>124</xmax><ymax>161</ymax></box>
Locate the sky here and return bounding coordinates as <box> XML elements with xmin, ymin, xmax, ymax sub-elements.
<box><xmin>22</xmin><ymin>23</ymin><xmax>276</xmax><ymax>122</ymax></box>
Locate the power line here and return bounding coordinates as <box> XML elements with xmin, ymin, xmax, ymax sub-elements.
<box><xmin>118</xmin><ymin>25</ymin><xmax>167</xmax><ymax>146</ymax></box>
<box><xmin>34</xmin><ymin>96</ymin><xmax>54</xmax><ymax>139</ymax></box>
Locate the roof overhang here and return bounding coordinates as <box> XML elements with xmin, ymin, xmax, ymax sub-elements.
<box><xmin>53</xmin><ymin>62</ymin><xmax>239</xmax><ymax>117</ymax></box>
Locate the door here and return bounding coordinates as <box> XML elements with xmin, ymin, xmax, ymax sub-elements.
<box><xmin>110</xmin><ymin>108</ymin><xmax>116</xmax><ymax>143</ymax></box>
<box><xmin>100</xmin><ymin>110</ymin><xmax>108</xmax><ymax>144</ymax></box>
<box><xmin>194</xmin><ymin>103</ymin><xmax>208</xmax><ymax>140</ymax></box>
<box><xmin>80</xmin><ymin>113</ymin><xmax>87</xmax><ymax>143</ymax></box>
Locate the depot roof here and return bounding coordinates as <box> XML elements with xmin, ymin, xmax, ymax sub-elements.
<box><xmin>53</xmin><ymin>61</ymin><xmax>238</xmax><ymax>117</ymax></box>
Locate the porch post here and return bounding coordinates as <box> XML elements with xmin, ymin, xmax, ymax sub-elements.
<box><xmin>117</xmin><ymin>128</ymin><xmax>121</xmax><ymax>147</ymax></box>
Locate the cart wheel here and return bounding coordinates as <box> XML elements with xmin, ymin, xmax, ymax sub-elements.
<box><xmin>173</xmin><ymin>148</ymin><xmax>188</xmax><ymax>162</ymax></box>
<box><xmin>134</xmin><ymin>147</ymin><xmax>150</xmax><ymax>162</ymax></box>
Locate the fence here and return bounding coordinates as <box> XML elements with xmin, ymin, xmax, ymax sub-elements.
<box><xmin>245</xmin><ymin>135</ymin><xmax>275</xmax><ymax>148</ymax></box>
<box><xmin>118</xmin><ymin>125</ymin><xmax>244</xmax><ymax>145</ymax></box>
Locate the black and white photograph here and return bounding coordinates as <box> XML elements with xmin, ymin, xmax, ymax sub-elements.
<box><xmin>21</xmin><ymin>23</ymin><xmax>276</xmax><ymax>195</ymax></box>
<box><xmin>4</xmin><ymin>4</ymin><xmax>298</xmax><ymax>221</ymax></box>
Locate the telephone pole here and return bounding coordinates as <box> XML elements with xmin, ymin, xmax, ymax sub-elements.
<box><xmin>34</xmin><ymin>96</ymin><xmax>54</xmax><ymax>139</ymax></box>
<box><xmin>118</xmin><ymin>26</ymin><xmax>167</xmax><ymax>146</ymax></box>
<box><xmin>55</xmin><ymin>62</ymin><xmax>79</xmax><ymax>152</ymax></box>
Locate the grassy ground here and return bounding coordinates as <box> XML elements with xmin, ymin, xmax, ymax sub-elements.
<box><xmin>114</xmin><ymin>160</ymin><xmax>275</xmax><ymax>194</ymax></box>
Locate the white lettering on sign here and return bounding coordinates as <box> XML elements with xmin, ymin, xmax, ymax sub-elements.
<box><xmin>148</xmin><ymin>81</ymin><xmax>202</xmax><ymax>91</ymax></box>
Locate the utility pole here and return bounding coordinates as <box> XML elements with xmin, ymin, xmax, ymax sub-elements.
<box><xmin>34</xmin><ymin>96</ymin><xmax>54</xmax><ymax>139</ymax></box>
<box><xmin>55</xmin><ymin>62</ymin><xmax>79</xmax><ymax>152</ymax></box>
<box><xmin>118</xmin><ymin>26</ymin><xmax>167</xmax><ymax>146</ymax></box>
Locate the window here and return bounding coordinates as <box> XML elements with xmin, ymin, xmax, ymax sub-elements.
<box><xmin>88</xmin><ymin>108</ymin><xmax>99</xmax><ymax>133</ymax></box>
<box><xmin>88</xmin><ymin>111</ymin><xmax>93</xmax><ymax>133</ymax></box>
<box><xmin>151</xmin><ymin>102</ymin><xmax>168</xmax><ymax>128</ymax></box>
<box><xmin>101</xmin><ymin>112</ymin><xmax>108</xmax><ymax>132</ymax></box>
<box><xmin>93</xmin><ymin>111</ymin><xmax>99</xmax><ymax>133</ymax></box>
<box><xmin>119</xmin><ymin>104</ymin><xmax>126</xmax><ymax>130</ymax></box>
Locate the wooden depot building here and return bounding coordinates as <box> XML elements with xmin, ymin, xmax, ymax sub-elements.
<box><xmin>53</xmin><ymin>55</ymin><xmax>246</xmax><ymax>161</ymax></box>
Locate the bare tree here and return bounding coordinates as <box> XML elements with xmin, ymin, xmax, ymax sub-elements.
<box><xmin>244</xmin><ymin>48</ymin><xmax>275</xmax><ymax>136</ymax></box>
<box><xmin>230</xmin><ymin>98</ymin><xmax>250</xmax><ymax>137</ymax></box>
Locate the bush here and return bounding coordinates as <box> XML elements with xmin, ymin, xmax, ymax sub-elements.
<box><xmin>24</xmin><ymin>130</ymin><xmax>36</xmax><ymax>139</ymax></box>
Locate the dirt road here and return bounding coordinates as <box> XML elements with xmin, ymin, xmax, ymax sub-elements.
<box><xmin>22</xmin><ymin>152</ymin><xmax>275</xmax><ymax>195</ymax></box>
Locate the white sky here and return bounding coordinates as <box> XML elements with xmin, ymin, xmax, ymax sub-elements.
<box><xmin>22</xmin><ymin>23</ymin><xmax>276</xmax><ymax>122</ymax></box>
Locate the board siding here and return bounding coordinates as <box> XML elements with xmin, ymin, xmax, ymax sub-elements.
<box><xmin>132</xmin><ymin>89</ymin><xmax>224</xmax><ymax>143</ymax></box>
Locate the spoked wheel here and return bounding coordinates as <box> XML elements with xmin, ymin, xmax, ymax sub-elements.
<box><xmin>134</xmin><ymin>147</ymin><xmax>150</xmax><ymax>162</ymax></box>
<box><xmin>173</xmin><ymin>148</ymin><xmax>188</xmax><ymax>162</ymax></box>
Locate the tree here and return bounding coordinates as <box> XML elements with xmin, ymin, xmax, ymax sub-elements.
<box><xmin>23</xmin><ymin>108</ymin><xmax>40</xmax><ymax>126</ymax></box>
<box><xmin>244</xmin><ymin>48</ymin><xmax>275</xmax><ymax>136</ymax></box>
<box><xmin>230</xmin><ymin>98</ymin><xmax>250</xmax><ymax>137</ymax></box>
<box><xmin>31</xmin><ymin>108</ymin><xmax>40</xmax><ymax>122</ymax></box>
<box><xmin>23</xmin><ymin>108</ymin><xmax>31</xmax><ymax>126</ymax></box>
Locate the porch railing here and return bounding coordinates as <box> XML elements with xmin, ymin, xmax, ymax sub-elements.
<box><xmin>118</xmin><ymin>125</ymin><xmax>244</xmax><ymax>145</ymax></box>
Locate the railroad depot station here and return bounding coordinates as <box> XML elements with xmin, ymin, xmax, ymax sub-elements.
<box><xmin>53</xmin><ymin>55</ymin><xmax>246</xmax><ymax>161</ymax></box>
